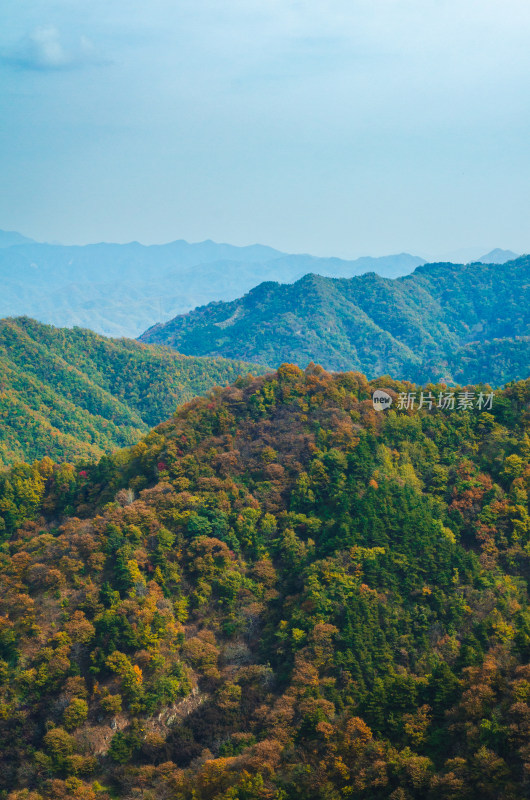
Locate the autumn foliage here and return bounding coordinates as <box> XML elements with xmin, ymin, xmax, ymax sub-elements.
<box><xmin>1</xmin><ymin>366</ymin><xmax>530</xmax><ymax>799</ymax></box>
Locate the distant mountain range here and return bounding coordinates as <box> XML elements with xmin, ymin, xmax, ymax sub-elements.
<box><xmin>0</xmin><ymin>229</ymin><xmax>522</xmax><ymax>339</ymax></box>
<box><xmin>0</xmin><ymin>230</ymin><xmax>429</xmax><ymax>337</ymax></box>
<box><xmin>0</xmin><ymin>317</ymin><xmax>264</xmax><ymax>466</ymax></box>
<box><xmin>140</xmin><ymin>256</ymin><xmax>530</xmax><ymax>386</ymax></box>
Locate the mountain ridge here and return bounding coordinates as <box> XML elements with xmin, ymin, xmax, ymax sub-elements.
<box><xmin>140</xmin><ymin>256</ymin><xmax>530</xmax><ymax>386</ymax></box>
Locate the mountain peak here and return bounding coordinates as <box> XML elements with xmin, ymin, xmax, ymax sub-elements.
<box><xmin>477</xmin><ymin>248</ymin><xmax>520</xmax><ymax>264</ymax></box>
<box><xmin>0</xmin><ymin>229</ymin><xmax>36</xmax><ymax>248</ymax></box>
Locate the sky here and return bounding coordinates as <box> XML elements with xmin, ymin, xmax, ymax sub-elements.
<box><xmin>1</xmin><ymin>0</ymin><xmax>530</xmax><ymax>260</ymax></box>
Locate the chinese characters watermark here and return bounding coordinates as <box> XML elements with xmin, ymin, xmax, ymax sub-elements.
<box><xmin>395</xmin><ymin>390</ymin><xmax>494</xmax><ymax>412</ymax></box>
<box><xmin>372</xmin><ymin>390</ymin><xmax>495</xmax><ymax>412</ymax></box>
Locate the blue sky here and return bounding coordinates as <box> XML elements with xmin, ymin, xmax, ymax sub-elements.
<box><xmin>1</xmin><ymin>0</ymin><xmax>530</xmax><ymax>259</ymax></box>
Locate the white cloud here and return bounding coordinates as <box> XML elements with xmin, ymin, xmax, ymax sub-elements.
<box><xmin>1</xmin><ymin>25</ymin><xmax>108</xmax><ymax>71</ymax></box>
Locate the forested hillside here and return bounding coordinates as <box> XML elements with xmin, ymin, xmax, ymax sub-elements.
<box><xmin>141</xmin><ymin>257</ymin><xmax>530</xmax><ymax>386</ymax></box>
<box><xmin>0</xmin><ymin>317</ymin><xmax>264</xmax><ymax>466</ymax></box>
<box><xmin>1</xmin><ymin>365</ymin><xmax>530</xmax><ymax>799</ymax></box>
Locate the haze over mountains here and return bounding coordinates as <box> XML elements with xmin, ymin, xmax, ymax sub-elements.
<box><xmin>0</xmin><ymin>228</ymin><xmax>527</xmax><ymax>392</ymax></box>
<box><xmin>0</xmin><ymin>231</ymin><xmax>429</xmax><ymax>338</ymax></box>
<box><xmin>141</xmin><ymin>256</ymin><xmax>530</xmax><ymax>387</ymax></box>
<box><xmin>1</xmin><ymin>229</ymin><xmax>521</xmax><ymax>340</ymax></box>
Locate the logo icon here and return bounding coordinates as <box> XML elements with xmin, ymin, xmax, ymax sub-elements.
<box><xmin>372</xmin><ymin>389</ymin><xmax>393</xmax><ymax>412</ymax></box>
